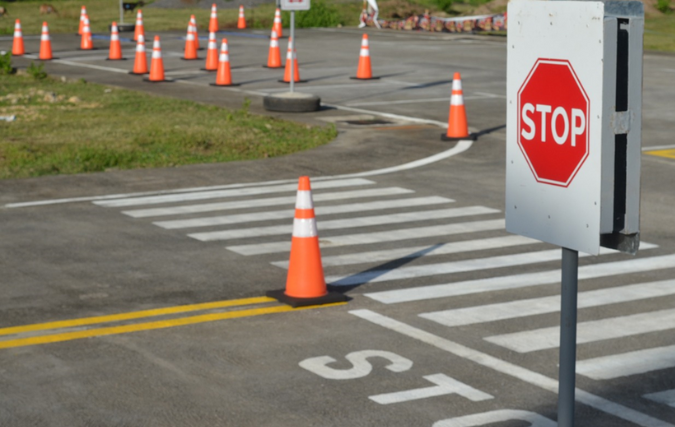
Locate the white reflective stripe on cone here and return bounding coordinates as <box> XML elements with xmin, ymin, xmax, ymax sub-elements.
<box><xmin>360</xmin><ymin>48</ymin><xmax>369</xmax><ymax>57</ymax></box>
<box><xmin>271</xmin><ymin>39</ymin><xmax>279</xmax><ymax>48</ymax></box>
<box><xmin>293</xmin><ymin>218</ymin><xmax>318</xmax><ymax>238</ymax></box>
<box><xmin>208</xmin><ymin>40</ymin><xmax>217</xmax><ymax>49</ymax></box>
<box><xmin>295</xmin><ymin>191</ymin><xmax>313</xmax><ymax>209</ymax></box>
<box><xmin>219</xmin><ymin>53</ymin><xmax>229</xmax><ymax>61</ymax></box>
<box><xmin>452</xmin><ymin>79</ymin><xmax>462</xmax><ymax>91</ymax></box>
<box><xmin>451</xmin><ymin>94</ymin><xmax>464</xmax><ymax>106</ymax></box>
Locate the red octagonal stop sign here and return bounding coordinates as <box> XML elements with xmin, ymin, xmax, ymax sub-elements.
<box><xmin>517</xmin><ymin>59</ymin><xmax>590</xmax><ymax>187</ymax></box>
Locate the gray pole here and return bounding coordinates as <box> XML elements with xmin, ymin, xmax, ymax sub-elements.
<box><xmin>289</xmin><ymin>11</ymin><xmax>295</xmax><ymax>93</ymax></box>
<box><xmin>558</xmin><ymin>247</ymin><xmax>578</xmax><ymax>427</ymax></box>
<box><xmin>120</xmin><ymin>0</ymin><xmax>124</xmax><ymax>24</ymax></box>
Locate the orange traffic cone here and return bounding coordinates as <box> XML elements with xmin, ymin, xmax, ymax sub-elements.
<box><xmin>129</xmin><ymin>34</ymin><xmax>148</xmax><ymax>75</ymax></box>
<box><xmin>209</xmin><ymin>4</ymin><xmax>218</xmax><ymax>33</ymax></box>
<box><xmin>133</xmin><ymin>10</ymin><xmax>145</xmax><ymax>41</ymax></box>
<box><xmin>280</xmin><ymin>38</ymin><xmax>305</xmax><ymax>83</ymax></box>
<box><xmin>39</xmin><ymin>22</ymin><xmax>53</xmax><ymax>60</ymax></box>
<box><xmin>182</xmin><ymin>18</ymin><xmax>198</xmax><ymax>60</ymax></box>
<box><xmin>78</xmin><ymin>6</ymin><xmax>87</xmax><ymax>35</ymax></box>
<box><xmin>237</xmin><ymin>5</ymin><xmax>246</xmax><ymax>29</ymax></box>
<box><xmin>266</xmin><ymin>176</ymin><xmax>348</xmax><ymax>308</ymax></box>
<box><xmin>351</xmin><ymin>34</ymin><xmax>379</xmax><ymax>80</ymax></box>
<box><xmin>210</xmin><ymin>38</ymin><xmax>240</xmax><ymax>87</ymax></box>
<box><xmin>272</xmin><ymin>8</ymin><xmax>283</xmax><ymax>38</ymax></box>
<box><xmin>190</xmin><ymin>15</ymin><xmax>200</xmax><ymax>51</ymax></box>
<box><xmin>107</xmin><ymin>22</ymin><xmax>124</xmax><ymax>60</ymax></box>
<box><xmin>442</xmin><ymin>72</ymin><xmax>475</xmax><ymax>141</ymax></box>
<box><xmin>264</xmin><ymin>30</ymin><xmax>281</xmax><ymax>68</ymax></box>
<box><xmin>146</xmin><ymin>36</ymin><xmax>167</xmax><ymax>82</ymax></box>
<box><xmin>202</xmin><ymin>31</ymin><xmax>218</xmax><ymax>71</ymax></box>
<box><xmin>80</xmin><ymin>16</ymin><xmax>94</xmax><ymax>50</ymax></box>
<box><xmin>12</xmin><ymin>20</ymin><xmax>25</xmax><ymax>56</ymax></box>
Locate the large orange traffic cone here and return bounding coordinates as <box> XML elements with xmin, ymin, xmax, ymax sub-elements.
<box><xmin>237</xmin><ymin>5</ymin><xmax>246</xmax><ymax>29</ymax></box>
<box><xmin>190</xmin><ymin>15</ymin><xmax>200</xmax><ymax>51</ymax></box>
<box><xmin>442</xmin><ymin>72</ymin><xmax>475</xmax><ymax>140</ymax></box>
<box><xmin>209</xmin><ymin>4</ymin><xmax>219</xmax><ymax>33</ymax></box>
<box><xmin>129</xmin><ymin>34</ymin><xmax>148</xmax><ymax>74</ymax></box>
<box><xmin>263</xmin><ymin>30</ymin><xmax>281</xmax><ymax>68</ymax></box>
<box><xmin>107</xmin><ymin>22</ymin><xmax>124</xmax><ymax>60</ymax></box>
<box><xmin>202</xmin><ymin>31</ymin><xmax>218</xmax><ymax>71</ymax></box>
<box><xmin>266</xmin><ymin>177</ymin><xmax>348</xmax><ymax>308</ymax></box>
<box><xmin>146</xmin><ymin>36</ymin><xmax>167</xmax><ymax>82</ymax></box>
<box><xmin>210</xmin><ymin>38</ymin><xmax>240</xmax><ymax>87</ymax></box>
<box><xmin>133</xmin><ymin>10</ymin><xmax>145</xmax><ymax>41</ymax></box>
<box><xmin>12</xmin><ymin>20</ymin><xmax>25</xmax><ymax>56</ymax></box>
<box><xmin>39</xmin><ymin>22</ymin><xmax>53</xmax><ymax>60</ymax></box>
<box><xmin>80</xmin><ymin>16</ymin><xmax>94</xmax><ymax>50</ymax></box>
<box><xmin>351</xmin><ymin>34</ymin><xmax>379</xmax><ymax>80</ymax></box>
<box><xmin>280</xmin><ymin>38</ymin><xmax>305</xmax><ymax>83</ymax></box>
<box><xmin>78</xmin><ymin>6</ymin><xmax>87</xmax><ymax>35</ymax></box>
<box><xmin>182</xmin><ymin>18</ymin><xmax>198</xmax><ymax>60</ymax></box>
<box><xmin>272</xmin><ymin>8</ymin><xmax>283</xmax><ymax>38</ymax></box>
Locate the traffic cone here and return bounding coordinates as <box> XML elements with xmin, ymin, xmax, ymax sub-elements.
<box><xmin>12</xmin><ymin>20</ymin><xmax>25</xmax><ymax>56</ymax></box>
<box><xmin>442</xmin><ymin>72</ymin><xmax>476</xmax><ymax>141</ymax></box>
<box><xmin>351</xmin><ymin>34</ymin><xmax>379</xmax><ymax>80</ymax></box>
<box><xmin>280</xmin><ymin>38</ymin><xmax>305</xmax><ymax>83</ymax></box>
<box><xmin>266</xmin><ymin>176</ymin><xmax>349</xmax><ymax>308</ymax></box>
<box><xmin>209</xmin><ymin>4</ymin><xmax>218</xmax><ymax>33</ymax></box>
<box><xmin>263</xmin><ymin>30</ymin><xmax>281</xmax><ymax>68</ymax></box>
<box><xmin>133</xmin><ymin>10</ymin><xmax>145</xmax><ymax>41</ymax></box>
<box><xmin>190</xmin><ymin>15</ymin><xmax>200</xmax><ymax>51</ymax></box>
<box><xmin>210</xmin><ymin>38</ymin><xmax>240</xmax><ymax>87</ymax></box>
<box><xmin>129</xmin><ymin>34</ymin><xmax>148</xmax><ymax>75</ymax></box>
<box><xmin>39</xmin><ymin>22</ymin><xmax>53</xmax><ymax>60</ymax></box>
<box><xmin>107</xmin><ymin>22</ymin><xmax>124</xmax><ymax>60</ymax></box>
<box><xmin>202</xmin><ymin>31</ymin><xmax>218</xmax><ymax>71</ymax></box>
<box><xmin>78</xmin><ymin>6</ymin><xmax>87</xmax><ymax>35</ymax></box>
<box><xmin>272</xmin><ymin>8</ymin><xmax>283</xmax><ymax>38</ymax></box>
<box><xmin>182</xmin><ymin>19</ymin><xmax>198</xmax><ymax>60</ymax></box>
<box><xmin>79</xmin><ymin>16</ymin><xmax>94</xmax><ymax>50</ymax></box>
<box><xmin>237</xmin><ymin>5</ymin><xmax>246</xmax><ymax>29</ymax></box>
<box><xmin>146</xmin><ymin>36</ymin><xmax>166</xmax><ymax>82</ymax></box>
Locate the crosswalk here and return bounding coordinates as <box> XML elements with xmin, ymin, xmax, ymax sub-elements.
<box><xmin>94</xmin><ymin>177</ymin><xmax>675</xmax><ymax>412</ymax></box>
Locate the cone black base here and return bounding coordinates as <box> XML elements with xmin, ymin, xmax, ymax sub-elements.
<box><xmin>441</xmin><ymin>133</ymin><xmax>478</xmax><ymax>141</ymax></box>
<box><xmin>266</xmin><ymin>289</ymin><xmax>349</xmax><ymax>308</ymax></box>
<box><xmin>350</xmin><ymin>76</ymin><xmax>381</xmax><ymax>80</ymax></box>
<box><xmin>180</xmin><ymin>57</ymin><xmax>200</xmax><ymax>61</ymax></box>
<box><xmin>209</xmin><ymin>83</ymin><xmax>241</xmax><ymax>87</ymax></box>
<box><xmin>278</xmin><ymin>79</ymin><xmax>308</xmax><ymax>84</ymax></box>
<box><xmin>200</xmin><ymin>68</ymin><xmax>217</xmax><ymax>71</ymax></box>
<box><xmin>262</xmin><ymin>65</ymin><xmax>282</xmax><ymax>69</ymax></box>
<box><xmin>129</xmin><ymin>71</ymin><xmax>149</xmax><ymax>75</ymax></box>
<box><xmin>106</xmin><ymin>57</ymin><xmax>128</xmax><ymax>61</ymax></box>
<box><xmin>78</xmin><ymin>47</ymin><xmax>98</xmax><ymax>51</ymax></box>
<box><xmin>143</xmin><ymin>77</ymin><xmax>175</xmax><ymax>83</ymax></box>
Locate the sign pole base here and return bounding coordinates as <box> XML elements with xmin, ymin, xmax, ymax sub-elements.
<box><xmin>558</xmin><ymin>247</ymin><xmax>578</xmax><ymax>427</ymax></box>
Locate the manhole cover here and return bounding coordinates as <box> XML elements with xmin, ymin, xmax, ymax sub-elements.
<box><xmin>344</xmin><ymin>119</ymin><xmax>392</xmax><ymax>126</ymax></box>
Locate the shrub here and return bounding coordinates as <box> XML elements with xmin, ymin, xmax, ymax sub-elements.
<box><xmin>27</xmin><ymin>62</ymin><xmax>48</xmax><ymax>80</ymax></box>
<box><xmin>285</xmin><ymin>0</ymin><xmax>341</xmax><ymax>28</ymax></box>
<box><xmin>657</xmin><ymin>0</ymin><xmax>671</xmax><ymax>13</ymax></box>
<box><xmin>0</xmin><ymin>51</ymin><xmax>14</xmax><ymax>75</ymax></box>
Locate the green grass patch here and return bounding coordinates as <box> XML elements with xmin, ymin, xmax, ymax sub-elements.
<box><xmin>0</xmin><ymin>72</ymin><xmax>336</xmax><ymax>179</ymax></box>
<box><xmin>645</xmin><ymin>14</ymin><xmax>675</xmax><ymax>52</ymax></box>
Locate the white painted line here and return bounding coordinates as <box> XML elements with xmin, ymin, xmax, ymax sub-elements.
<box><xmin>258</xmin><ymin>82</ymin><xmax>395</xmax><ymax>93</ymax></box>
<box><xmin>273</xmin><ymin>235</ymin><xmax>539</xmax><ymax>269</ymax></box>
<box><xmin>190</xmin><ymin>206</ymin><xmax>498</xmax><ymax>241</ymax></box>
<box><xmin>433</xmin><ymin>410</ymin><xmax>557</xmax><ymax>427</ymax></box>
<box><xmin>328</xmin><ymin>245</ymin><xmax>636</xmax><ymax>286</ymax></box>
<box><xmin>369</xmin><ymin>373</ymin><xmax>493</xmax><ymax>405</ymax></box>
<box><xmin>577</xmin><ymin>345</ymin><xmax>675</xmax><ymax>380</ymax></box>
<box><xmin>94</xmin><ymin>178</ymin><xmax>373</xmax><ymax>208</ymax></box>
<box><xmin>123</xmin><ymin>187</ymin><xmax>414</xmax><ymax>218</ymax></box>
<box><xmin>644</xmin><ymin>389</ymin><xmax>675</xmax><ymax>408</ymax></box>
<box><xmin>643</xmin><ymin>144</ymin><xmax>675</xmax><ymax>151</ymax></box>
<box><xmin>366</xmin><ymin>254</ymin><xmax>675</xmax><ymax>304</ymax></box>
<box><xmin>227</xmin><ymin>218</ymin><xmax>505</xmax><ymax>255</ymax></box>
<box><xmin>486</xmin><ymin>307</ymin><xmax>675</xmax><ymax>353</ymax></box>
<box><xmin>155</xmin><ymin>196</ymin><xmax>452</xmax><ymax>229</ymax></box>
<box><xmin>346</xmin><ymin>98</ymin><xmax>451</xmax><ymax>107</ymax></box>
<box><xmin>329</xmin><ymin>248</ymin><xmax>564</xmax><ymax>286</ymax></box>
<box><xmin>350</xmin><ymin>309</ymin><xmax>674</xmax><ymax>427</ymax></box>
<box><xmin>323</xmin><ymin>103</ymin><xmax>449</xmax><ymax>128</ymax></box>
<box><xmin>421</xmin><ymin>265</ymin><xmax>669</xmax><ymax>328</ymax></box>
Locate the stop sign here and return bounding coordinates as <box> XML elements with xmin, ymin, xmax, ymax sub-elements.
<box><xmin>517</xmin><ymin>59</ymin><xmax>590</xmax><ymax>187</ymax></box>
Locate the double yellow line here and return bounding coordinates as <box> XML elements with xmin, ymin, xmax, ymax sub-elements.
<box><xmin>0</xmin><ymin>296</ymin><xmax>345</xmax><ymax>350</ymax></box>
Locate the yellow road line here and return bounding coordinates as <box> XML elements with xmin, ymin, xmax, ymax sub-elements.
<box><xmin>0</xmin><ymin>302</ymin><xmax>346</xmax><ymax>350</ymax></box>
<box><xmin>646</xmin><ymin>149</ymin><xmax>675</xmax><ymax>160</ymax></box>
<box><xmin>0</xmin><ymin>296</ymin><xmax>275</xmax><ymax>336</ymax></box>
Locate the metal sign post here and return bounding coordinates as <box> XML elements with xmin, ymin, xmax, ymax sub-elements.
<box><xmin>505</xmin><ymin>1</ymin><xmax>644</xmax><ymax>425</ymax></box>
<box><xmin>290</xmin><ymin>11</ymin><xmax>295</xmax><ymax>93</ymax></box>
<box><xmin>281</xmin><ymin>0</ymin><xmax>310</xmax><ymax>94</ymax></box>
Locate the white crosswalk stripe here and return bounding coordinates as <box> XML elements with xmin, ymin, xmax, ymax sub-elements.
<box><xmin>156</xmin><ymin>196</ymin><xmax>452</xmax><ymax>230</ymax></box>
<box><xmin>189</xmin><ymin>206</ymin><xmax>499</xmax><ymax>242</ymax></box>
<box><xmin>577</xmin><ymin>345</ymin><xmax>675</xmax><ymax>380</ymax></box>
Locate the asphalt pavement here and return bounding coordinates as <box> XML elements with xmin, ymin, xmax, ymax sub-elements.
<box><xmin>1</xmin><ymin>26</ymin><xmax>675</xmax><ymax>426</ymax></box>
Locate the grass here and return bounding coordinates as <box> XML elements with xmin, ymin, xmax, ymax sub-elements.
<box><xmin>0</xmin><ymin>72</ymin><xmax>337</xmax><ymax>179</ymax></box>
<box><xmin>644</xmin><ymin>14</ymin><xmax>675</xmax><ymax>52</ymax></box>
